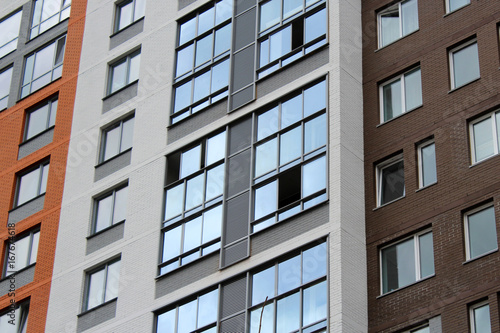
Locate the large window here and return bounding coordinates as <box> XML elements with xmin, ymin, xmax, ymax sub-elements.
<box><xmin>258</xmin><ymin>0</ymin><xmax>326</xmax><ymax>78</ymax></box>
<box><xmin>114</xmin><ymin>0</ymin><xmax>145</xmax><ymax>32</ymax></box>
<box><xmin>378</xmin><ymin>0</ymin><xmax>418</xmax><ymax>48</ymax></box>
<box><xmin>0</xmin><ymin>66</ymin><xmax>13</xmax><ymax>110</ymax></box>
<box><xmin>417</xmin><ymin>140</ymin><xmax>437</xmax><ymax>188</ymax></box>
<box><xmin>249</xmin><ymin>241</ymin><xmax>328</xmax><ymax>333</ymax></box>
<box><xmin>449</xmin><ymin>40</ymin><xmax>479</xmax><ymax>90</ymax></box>
<box><xmin>380</xmin><ymin>230</ymin><xmax>434</xmax><ymax>294</ymax></box>
<box><xmin>446</xmin><ymin>0</ymin><xmax>470</xmax><ymax>13</ymax></box>
<box><xmin>24</xmin><ymin>96</ymin><xmax>58</xmax><ymax>141</ymax></box>
<box><xmin>84</xmin><ymin>259</ymin><xmax>120</xmax><ymax>311</ymax></box>
<box><xmin>464</xmin><ymin>205</ymin><xmax>498</xmax><ymax>260</ymax></box>
<box><xmin>172</xmin><ymin>0</ymin><xmax>232</xmax><ymax>124</ymax></box>
<box><xmin>252</xmin><ymin>79</ymin><xmax>327</xmax><ymax>231</ymax></box>
<box><xmin>21</xmin><ymin>35</ymin><xmax>66</xmax><ymax>98</ymax></box>
<box><xmin>93</xmin><ymin>185</ymin><xmax>128</xmax><ymax>234</ymax></box>
<box><xmin>470</xmin><ymin>301</ymin><xmax>491</xmax><ymax>333</ymax></box>
<box><xmin>2</xmin><ymin>230</ymin><xmax>40</xmax><ymax>277</ymax></box>
<box><xmin>376</xmin><ymin>155</ymin><xmax>405</xmax><ymax>207</ymax></box>
<box><xmin>0</xmin><ymin>10</ymin><xmax>22</xmax><ymax>59</ymax></box>
<box><xmin>100</xmin><ymin>116</ymin><xmax>134</xmax><ymax>162</ymax></box>
<box><xmin>30</xmin><ymin>0</ymin><xmax>71</xmax><ymax>39</ymax></box>
<box><xmin>0</xmin><ymin>301</ymin><xmax>29</xmax><ymax>333</ymax></box>
<box><xmin>15</xmin><ymin>161</ymin><xmax>49</xmax><ymax>207</ymax></box>
<box><xmin>380</xmin><ymin>67</ymin><xmax>422</xmax><ymax>123</ymax></box>
<box><xmin>108</xmin><ymin>50</ymin><xmax>140</xmax><ymax>95</ymax></box>
<box><xmin>156</xmin><ymin>289</ymin><xmax>218</xmax><ymax>333</ymax></box>
<box><xmin>470</xmin><ymin>110</ymin><xmax>500</xmax><ymax>164</ymax></box>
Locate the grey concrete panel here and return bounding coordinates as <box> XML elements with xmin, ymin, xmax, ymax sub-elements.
<box><xmin>0</xmin><ymin>265</ymin><xmax>35</xmax><ymax>296</ymax></box>
<box><xmin>429</xmin><ymin>315</ymin><xmax>442</xmax><ymax>333</ymax></box>
<box><xmin>221</xmin><ymin>276</ymin><xmax>247</xmax><ymax>318</ymax></box>
<box><xmin>251</xmin><ymin>203</ymin><xmax>328</xmax><ymax>255</ymax></box>
<box><xmin>18</xmin><ymin>128</ymin><xmax>54</xmax><ymax>159</ymax></box>
<box><xmin>230</xmin><ymin>85</ymin><xmax>254</xmax><ymax>111</ymax></box>
<box><xmin>235</xmin><ymin>0</ymin><xmax>256</xmax><ymax>15</ymax></box>
<box><xmin>257</xmin><ymin>47</ymin><xmax>329</xmax><ymax>99</ymax></box>
<box><xmin>94</xmin><ymin>150</ymin><xmax>132</xmax><ymax>182</ymax></box>
<box><xmin>224</xmin><ymin>191</ymin><xmax>249</xmax><ymax>244</ymax></box>
<box><xmin>178</xmin><ymin>0</ymin><xmax>197</xmax><ymax>10</ymax></box>
<box><xmin>86</xmin><ymin>222</ymin><xmax>125</xmax><ymax>255</ymax></box>
<box><xmin>227</xmin><ymin>151</ymin><xmax>251</xmax><ymax>198</ymax></box>
<box><xmin>155</xmin><ymin>252</ymin><xmax>219</xmax><ymax>299</ymax></box>
<box><xmin>222</xmin><ymin>238</ymin><xmax>248</xmax><ymax>268</ymax></box>
<box><xmin>228</xmin><ymin>116</ymin><xmax>251</xmax><ymax>155</ymax></box>
<box><xmin>110</xmin><ymin>18</ymin><xmax>144</xmax><ymax>50</ymax></box>
<box><xmin>8</xmin><ymin>195</ymin><xmax>45</xmax><ymax>224</ymax></box>
<box><xmin>234</xmin><ymin>8</ymin><xmax>256</xmax><ymax>52</ymax></box>
<box><xmin>102</xmin><ymin>82</ymin><xmax>138</xmax><ymax>114</ymax></box>
<box><xmin>167</xmin><ymin>99</ymin><xmax>228</xmax><ymax>144</ymax></box>
<box><xmin>77</xmin><ymin>299</ymin><xmax>117</xmax><ymax>332</ymax></box>
<box><xmin>231</xmin><ymin>45</ymin><xmax>255</xmax><ymax>92</ymax></box>
<box><xmin>220</xmin><ymin>313</ymin><xmax>246</xmax><ymax>332</ymax></box>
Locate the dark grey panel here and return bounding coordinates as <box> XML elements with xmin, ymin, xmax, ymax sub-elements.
<box><xmin>220</xmin><ymin>313</ymin><xmax>246</xmax><ymax>332</ymax></box>
<box><xmin>0</xmin><ymin>265</ymin><xmax>35</xmax><ymax>296</ymax></box>
<box><xmin>235</xmin><ymin>0</ymin><xmax>256</xmax><ymax>15</ymax></box>
<box><xmin>102</xmin><ymin>82</ymin><xmax>138</xmax><ymax>113</ymax></box>
<box><xmin>228</xmin><ymin>116</ymin><xmax>252</xmax><ymax>155</ymax></box>
<box><xmin>167</xmin><ymin>99</ymin><xmax>228</xmax><ymax>144</ymax></box>
<box><xmin>251</xmin><ymin>203</ymin><xmax>328</xmax><ymax>255</ymax></box>
<box><xmin>221</xmin><ymin>276</ymin><xmax>247</xmax><ymax>318</ymax></box>
<box><xmin>77</xmin><ymin>299</ymin><xmax>117</xmax><ymax>332</ymax></box>
<box><xmin>18</xmin><ymin>128</ymin><xmax>54</xmax><ymax>159</ymax></box>
<box><xmin>257</xmin><ymin>47</ymin><xmax>328</xmax><ymax>99</ymax></box>
<box><xmin>110</xmin><ymin>18</ymin><xmax>144</xmax><ymax>50</ymax></box>
<box><xmin>230</xmin><ymin>85</ymin><xmax>254</xmax><ymax>111</ymax></box>
<box><xmin>234</xmin><ymin>8</ymin><xmax>256</xmax><ymax>51</ymax></box>
<box><xmin>231</xmin><ymin>45</ymin><xmax>255</xmax><ymax>92</ymax></box>
<box><xmin>94</xmin><ymin>150</ymin><xmax>132</xmax><ymax>182</ymax></box>
<box><xmin>178</xmin><ymin>0</ymin><xmax>197</xmax><ymax>10</ymax></box>
<box><xmin>155</xmin><ymin>253</ymin><xmax>219</xmax><ymax>299</ymax></box>
<box><xmin>8</xmin><ymin>195</ymin><xmax>45</xmax><ymax>224</ymax></box>
<box><xmin>222</xmin><ymin>238</ymin><xmax>248</xmax><ymax>268</ymax></box>
<box><xmin>227</xmin><ymin>150</ymin><xmax>251</xmax><ymax>198</ymax></box>
<box><xmin>225</xmin><ymin>192</ymin><xmax>249</xmax><ymax>244</ymax></box>
<box><xmin>86</xmin><ymin>222</ymin><xmax>125</xmax><ymax>255</ymax></box>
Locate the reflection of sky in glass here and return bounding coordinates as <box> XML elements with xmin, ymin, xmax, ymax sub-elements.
<box><xmin>303</xmin><ymin>243</ymin><xmax>327</xmax><ymax>284</ymax></box>
<box><xmin>278</xmin><ymin>255</ymin><xmax>301</xmax><ymax>294</ymax></box>
<box><xmin>157</xmin><ymin>309</ymin><xmax>175</xmax><ymax>332</ymax></box>
<box><xmin>255</xmin><ymin>181</ymin><xmax>277</xmax><ymax>220</ymax></box>
<box><xmin>252</xmin><ymin>266</ymin><xmax>275</xmax><ymax>305</ymax></box>
<box><xmin>277</xmin><ymin>292</ymin><xmax>300</xmax><ymax>333</ymax></box>
<box><xmin>178</xmin><ymin>299</ymin><xmax>197</xmax><ymax>333</ymax></box>
<box><xmin>303</xmin><ymin>281</ymin><xmax>327</xmax><ymax>326</ymax></box>
<box><xmin>198</xmin><ymin>290</ymin><xmax>218</xmax><ymax>328</ymax></box>
<box><xmin>250</xmin><ymin>305</ymin><xmax>274</xmax><ymax>333</ymax></box>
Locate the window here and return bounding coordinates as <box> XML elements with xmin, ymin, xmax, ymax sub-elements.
<box><xmin>2</xmin><ymin>230</ymin><xmax>40</xmax><ymax>278</ymax></box>
<box><xmin>15</xmin><ymin>162</ymin><xmax>49</xmax><ymax>207</ymax></box>
<box><xmin>380</xmin><ymin>67</ymin><xmax>422</xmax><ymax>123</ymax></box>
<box><xmin>0</xmin><ymin>301</ymin><xmax>29</xmax><ymax>333</ymax></box>
<box><xmin>252</xmin><ymin>79</ymin><xmax>327</xmax><ymax>231</ymax></box>
<box><xmin>100</xmin><ymin>116</ymin><xmax>134</xmax><ymax>162</ymax></box>
<box><xmin>258</xmin><ymin>0</ymin><xmax>327</xmax><ymax>78</ymax></box>
<box><xmin>156</xmin><ymin>289</ymin><xmax>218</xmax><ymax>333</ymax></box>
<box><xmin>417</xmin><ymin>140</ymin><xmax>437</xmax><ymax>188</ymax></box>
<box><xmin>409</xmin><ymin>325</ymin><xmax>429</xmax><ymax>333</ymax></box>
<box><xmin>115</xmin><ymin>0</ymin><xmax>145</xmax><ymax>32</ymax></box>
<box><xmin>84</xmin><ymin>259</ymin><xmax>120</xmax><ymax>311</ymax></box>
<box><xmin>172</xmin><ymin>0</ymin><xmax>232</xmax><ymax>124</ymax></box>
<box><xmin>470</xmin><ymin>301</ymin><xmax>491</xmax><ymax>333</ymax></box>
<box><xmin>470</xmin><ymin>110</ymin><xmax>500</xmax><ymax>164</ymax></box>
<box><xmin>108</xmin><ymin>50</ymin><xmax>140</xmax><ymax>94</ymax></box>
<box><xmin>376</xmin><ymin>156</ymin><xmax>405</xmax><ymax>206</ymax></box>
<box><xmin>464</xmin><ymin>205</ymin><xmax>498</xmax><ymax>260</ymax></box>
<box><xmin>0</xmin><ymin>66</ymin><xmax>13</xmax><ymax>110</ymax></box>
<box><xmin>446</xmin><ymin>0</ymin><xmax>470</xmax><ymax>13</ymax></box>
<box><xmin>21</xmin><ymin>35</ymin><xmax>66</xmax><ymax>98</ymax></box>
<box><xmin>24</xmin><ymin>96</ymin><xmax>58</xmax><ymax>141</ymax></box>
<box><xmin>378</xmin><ymin>0</ymin><xmax>418</xmax><ymax>48</ymax></box>
<box><xmin>381</xmin><ymin>230</ymin><xmax>434</xmax><ymax>294</ymax></box>
<box><xmin>0</xmin><ymin>10</ymin><xmax>22</xmax><ymax>59</ymax></box>
<box><xmin>249</xmin><ymin>242</ymin><xmax>328</xmax><ymax>333</ymax></box>
<box><xmin>30</xmin><ymin>0</ymin><xmax>71</xmax><ymax>39</ymax></box>
<box><xmin>449</xmin><ymin>40</ymin><xmax>479</xmax><ymax>89</ymax></box>
<box><xmin>93</xmin><ymin>185</ymin><xmax>128</xmax><ymax>234</ymax></box>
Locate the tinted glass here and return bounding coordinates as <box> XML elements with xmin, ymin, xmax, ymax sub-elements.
<box><xmin>184</xmin><ymin>216</ymin><xmax>202</xmax><ymax>252</ymax></box>
<box><xmin>304</xmin><ymin>80</ymin><xmax>326</xmax><ymax>117</ymax></box>
<box><xmin>206</xmin><ymin>164</ymin><xmax>224</xmax><ymax>200</ymax></box>
<box><xmin>195</xmin><ymin>34</ymin><xmax>214</xmax><ymax>67</ymax></box>
<box><xmin>181</xmin><ymin>145</ymin><xmax>201</xmax><ymax>178</ymax></box>
<box><xmin>420</xmin><ymin>143</ymin><xmax>437</xmax><ymax>186</ymax></box>
<box><xmin>176</xmin><ymin>44</ymin><xmax>194</xmax><ymax>77</ymax></box>
<box><xmin>453</xmin><ymin>43</ymin><xmax>480</xmax><ymax>88</ymax></box>
<box><xmin>468</xmin><ymin>206</ymin><xmax>497</xmax><ymax>259</ymax></box>
<box><xmin>473</xmin><ymin>304</ymin><xmax>491</xmax><ymax>333</ymax></box>
<box><xmin>258</xmin><ymin>107</ymin><xmax>279</xmax><ymax>140</ymax></box>
<box><xmin>280</xmin><ymin>127</ymin><xmax>301</xmax><ymax>165</ymax></box>
<box><xmin>281</xmin><ymin>94</ymin><xmax>302</xmax><ymax>128</ymax></box>
<box><xmin>381</xmin><ymin>237</ymin><xmax>415</xmax><ymax>293</ymax></box>
<box><xmin>404</xmin><ymin>68</ymin><xmax>422</xmax><ymax>111</ymax></box>
<box><xmin>185</xmin><ymin>174</ymin><xmax>204</xmax><ymax>210</ymax></box>
<box><xmin>304</xmin><ymin>114</ymin><xmax>326</xmax><ymax>153</ymax></box>
<box><xmin>202</xmin><ymin>205</ymin><xmax>222</xmax><ymax>242</ymax></box>
<box><xmin>419</xmin><ymin>232</ymin><xmax>435</xmax><ymax>278</ymax></box>
<box><xmin>472</xmin><ymin>117</ymin><xmax>494</xmax><ymax>162</ymax></box>
<box><xmin>383</xmin><ymin>79</ymin><xmax>402</xmax><ymax>121</ymax></box>
<box><xmin>380</xmin><ymin>159</ymin><xmax>404</xmax><ymax>205</ymax></box>
<box><xmin>260</xmin><ymin>0</ymin><xmax>280</xmax><ymax>31</ymax></box>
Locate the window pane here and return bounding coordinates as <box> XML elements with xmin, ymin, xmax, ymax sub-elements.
<box><xmin>305</xmin><ymin>8</ymin><xmax>326</xmax><ymax>43</ymax></box>
<box><xmin>468</xmin><ymin>206</ymin><xmax>497</xmax><ymax>259</ymax></box>
<box><xmin>216</xmin><ymin>0</ymin><xmax>232</xmax><ymax>24</ymax></box>
<box><xmin>472</xmin><ymin>117</ymin><xmax>494</xmax><ymax>162</ymax></box>
<box><xmin>250</xmin><ymin>305</ymin><xmax>274</xmax><ymax>333</ymax></box>
<box><xmin>202</xmin><ymin>204</ymin><xmax>222</xmax><ymax>242</ymax></box>
<box><xmin>278</xmin><ymin>255</ymin><xmax>301</xmax><ymax>294</ymax></box>
<box><xmin>104</xmin><ymin>125</ymin><xmax>121</xmax><ymax>160</ymax></box>
<box><xmin>260</xmin><ymin>0</ymin><xmax>280</xmax><ymax>31</ymax></box>
<box><xmin>185</xmin><ymin>174</ymin><xmax>204</xmax><ymax>210</ymax></box>
<box><xmin>41</xmin><ymin>0</ymin><xmax>60</xmax><ymax>21</ymax></box>
<box><xmin>281</xmin><ymin>94</ymin><xmax>302</xmax><ymax>128</ymax></box>
<box><xmin>110</xmin><ymin>61</ymin><xmax>127</xmax><ymax>93</ymax></box>
<box><xmin>195</xmin><ymin>34</ymin><xmax>214</xmax><ymax>67</ymax></box>
<box><xmin>118</xmin><ymin>2</ymin><xmax>133</xmax><ymax>30</ymax></box>
<box><xmin>383</xmin><ymin>79</ymin><xmax>402</xmax><ymax>121</ymax></box>
<box><xmin>18</xmin><ymin>168</ymin><xmax>40</xmax><ymax>205</ymax></box>
<box><xmin>95</xmin><ymin>195</ymin><xmax>113</xmax><ymax>232</ymax></box>
<box><xmin>120</xmin><ymin>117</ymin><xmax>134</xmax><ymax>152</ymax></box>
<box><xmin>473</xmin><ymin>304</ymin><xmax>491</xmax><ymax>333</ymax></box>
<box><xmin>206</xmin><ymin>163</ymin><xmax>224</xmax><ymax>201</ymax></box>
<box><xmin>380</xmin><ymin>159</ymin><xmax>405</xmax><ymax>205</ymax></box>
<box><xmin>404</xmin><ymin>68</ymin><xmax>422</xmax><ymax>111</ymax></box>
<box><xmin>33</xmin><ymin>43</ymin><xmax>55</xmax><ymax>79</ymax></box>
<box><xmin>277</xmin><ymin>292</ymin><xmax>300</xmax><ymax>333</ymax></box>
<box><xmin>163</xmin><ymin>225</ymin><xmax>182</xmax><ymax>261</ymax></box>
<box><xmin>449</xmin><ymin>0</ymin><xmax>470</xmax><ymax>12</ymax></box>
<box><xmin>380</xmin><ymin>7</ymin><xmax>400</xmax><ymax>47</ymax></box>
<box><xmin>401</xmin><ymin>0</ymin><xmax>418</xmax><ymax>36</ymax></box>
<box><xmin>283</xmin><ymin>0</ymin><xmax>302</xmax><ymax>19</ymax></box>
<box><xmin>303</xmin><ymin>156</ymin><xmax>326</xmax><ymax>197</ymax></box>
<box><xmin>165</xmin><ymin>183</ymin><xmax>184</xmax><ymax>220</ymax></box>
<box><xmin>214</xmin><ymin>24</ymin><xmax>231</xmax><ymax>56</ymax></box>
<box><xmin>193</xmin><ymin>71</ymin><xmax>210</xmax><ymax>102</ymax></box>
<box><xmin>198</xmin><ymin>7</ymin><xmax>215</xmax><ymax>35</ymax></box>
<box><xmin>198</xmin><ymin>290</ymin><xmax>218</xmax><ymax>328</ymax></box>
<box><xmin>280</xmin><ymin>127</ymin><xmax>301</xmax><ymax>165</ymax></box>
<box><xmin>49</xmin><ymin>99</ymin><xmax>57</xmax><ymax>126</ymax></box>
<box><xmin>30</xmin><ymin>231</ymin><xmax>40</xmax><ymax>265</ymax></box>
<box><xmin>252</xmin><ymin>266</ymin><xmax>275</xmax><ymax>305</ymax></box>
<box><xmin>304</xmin><ymin>114</ymin><xmax>327</xmax><ymax>154</ymax></box>
<box><xmin>181</xmin><ymin>145</ymin><xmax>201</xmax><ymax>178</ymax></box>
<box><xmin>0</xmin><ymin>11</ymin><xmax>22</xmax><ymax>59</ymax></box>
<box><xmin>211</xmin><ymin>59</ymin><xmax>229</xmax><ymax>93</ymax></box>
<box><xmin>40</xmin><ymin>164</ymin><xmax>49</xmax><ymax>194</ymax></box>
<box><xmin>381</xmin><ymin>238</ymin><xmax>415</xmax><ymax>293</ymax></box>
<box><xmin>178</xmin><ymin>299</ymin><xmax>197</xmax><ymax>333</ymax></box>
<box><xmin>303</xmin><ymin>281</ymin><xmax>327</xmax><ymax>326</ymax></box>
<box><xmin>26</xmin><ymin>104</ymin><xmax>50</xmax><ymax>140</ymax></box>
<box><xmin>87</xmin><ymin>269</ymin><xmax>105</xmax><ymax>309</ymax></box>
<box><xmin>270</xmin><ymin>27</ymin><xmax>291</xmax><ymax>63</ymax></box>
<box><xmin>176</xmin><ymin>44</ymin><xmax>194</xmax><ymax>77</ymax></box>
<box><xmin>113</xmin><ymin>187</ymin><xmax>128</xmax><ymax>223</ymax></box>
<box><xmin>105</xmin><ymin>261</ymin><xmax>120</xmax><ymax>301</ymax></box>
<box><xmin>207</xmin><ymin>132</ymin><xmax>226</xmax><ymax>165</ymax></box>
<box><xmin>453</xmin><ymin>43</ymin><xmax>480</xmax><ymax>88</ymax></box>
<box><xmin>303</xmin><ymin>242</ymin><xmax>327</xmax><ymax>284</ymax></box>
<box><xmin>496</xmin><ymin>112</ymin><xmax>500</xmax><ymax>152</ymax></box>
<box><xmin>128</xmin><ymin>52</ymin><xmax>140</xmax><ymax>82</ymax></box>
<box><xmin>134</xmin><ymin>0</ymin><xmax>146</xmax><ymax>20</ymax></box>
<box><xmin>258</xmin><ymin>107</ymin><xmax>279</xmax><ymax>140</ymax></box>
<box><xmin>174</xmin><ymin>81</ymin><xmax>192</xmax><ymax>113</ymax></box>
<box><xmin>157</xmin><ymin>310</ymin><xmax>175</xmax><ymax>332</ymax></box>
<box><xmin>184</xmin><ymin>216</ymin><xmax>202</xmax><ymax>253</ymax></box>
<box><xmin>0</xmin><ymin>68</ymin><xmax>13</xmax><ymax>108</ymax></box>
<box><xmin>179</xmin><ymin>17</ymin><xmax>196</xmax><ymax>45</ymax></box>
<box><xmin>260</xmin><ymin>39</ymin><xmax>270</xmax><ymax>67</ymax></box>
<box><xmin>421</xmin><ymin>143</ymin><xmax>437</xmax><ymax>187</ymax></box>
<box><xmin>255</xmin><ymin>138</ymin><xmax>278</xmax><ymax>177</ymax></box>
<box><xmin>304</xmin><ymin>81</ymin><xmax>326</xmax><ymax>117</ymax></box>
<box><xmin>418</xmin><ymin>232</ymin><xmax>435</xmax><ymax>278</ymax></box>
<box><xmin>14</xmin><ymin>236</ymin><xmax>30</xmax><ymax>271</ymax></box>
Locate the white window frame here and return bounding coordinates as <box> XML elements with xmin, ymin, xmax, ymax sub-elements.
<box><xmin>469</xmin><ymin>301</ymin><xmax>491</xmax><ymax>333</ymax></box>
<box><xmin>24</xmin><ymin>96</ymin><xmax>58</xmax><ymax>141</ymax></box>
<box><xmin>0</xmin><ymin>9</ymin><xmax>23</xmax><ymax>59</ymax></box>
<box><xmin>114</xmin><ymin>0</ymin><xmax>145</xmax><ymax>33</ymax></box>
<box><xmin>445</xmin><ymin>0</ymin><xmax>470</xmax><ymax>14</ymax></box>
<box><xmin>30</xmin><ymin>0</ymin><xmax>72</xmax><ymax>39</ymax></box>
<box><xmin>83</xmin><ymin>259</ymin><xmax>120</xmax><ymax>311</ymax></box>
<box><xmin>107</xmin><ymin>49</ymin><xmax>140</xmax><ymax>95</ymax></box>
<box><xmin>2</xmin><ymin>229</ymin><xmax>40</xmax><ymax>277</ymax></box>
<box><xmin>92</xmin><ymin>185</ymin><xmax>128</xmax><ymax>234</ymax></box>
<box><xmin>469</xmin><ymin>110</ymin><xmax>500</xmax><ymax>164</ymax></box>
<box><xmin>377</xmin><ymin>0</ymin><xmax>419</xmax><ymax>48</ymax></box>
<box><xmin>464</xmin><ymin>204</ymin><xmax>498</xmax><ymax>260</ymax></box>
<box><xmin>449</xmin><ymin>39</ymin><xmax>479</xmax><ymax>90</ymax></box>
<box><xmin>417</xmin><ymin>139</ymin><xmax>437</xmax><ymax>188</ymax></box>
<box><xmin>99</xmin><ymin>115</ymin><xmax>134</xmax><ymax>162</ymax></box>
<box><xmin>376</xmin><ymin>155</ymin><xmax>405</xmax><ymax>207</ymax></box>
<box><xmin>15</xmin><ymin>161</ymin><xmax>50</xmax><ymax>207</ymax></box>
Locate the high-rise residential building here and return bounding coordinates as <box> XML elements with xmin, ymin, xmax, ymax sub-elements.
<box><xmin>0</xmin><ymin>0</ymin><xmax>87</xmax><ymax>332</ymax></box>
<box><xmin>363</xmin><ymin>0</ymin><xmax>500</xmax><ymax>332</ymax></box>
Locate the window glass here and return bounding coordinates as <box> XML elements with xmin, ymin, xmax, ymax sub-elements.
<box><xmin>206</xmin><ymin>132</ymin><xmax>226</xmax><ymax>165</ymax></box>
<box><xmin>280</xmin><ymin>127</ymin><xmax>301</xmax><ymax>164</ymax></box>
<box><xmin>162</xmin><ymin>225</ymin><xmax>182</xmax><ymax>262</ymax></box>
<box><xmin>0</xmin><ymin>67</ymin><xmax>13</xmax><ymax>110</ymax></box>
<box><xmin>472</xmin><ymin>303</ymin><xmax>491</xmax><ymax>333</ymax></box>
<box><xmin>305</xmin><ymin>8</ymin><xmax>326</xmax><ymax>43</ymax></box>
<box><xmin>383</xmin><ymin>80</ymin><xmax>402</xmax><ymax>120</ymax></box>
<box><xmin>378</xmin><ymin>0</ymin><xmax>418</xmax><ymax>48</ymax></box>
<box><xmin>378</xmin><ymin>158</ymin><xmax>404</xmax><ymax>206</ymax></box>
<box><xmin>466</xmin><ymin>206</ymin><xmax>497</xmax><ymax>259</ymax></box>
<box><xmin>195</xmin><ymin>34</ymin><xmax>213</xmax><ymax>67</ymax></box>
<box><xmin>303</xmin><ymin>156</ymin><xmax>326</xmax><ymax>197</ymax></box>
<box><xmin>258</xmin><ymin>107</ymin><xmax>279</xmax><ymax>140</ymax></box>
<box><xmin>412</xmin><ymin>326</ymin><xmax>430</xmax><ymax>333</ymax></box>
<box><xmin>165</xmin><ymin>183</ymin><xmax>184</xmax><ymax>220</ymax></box>
<box><xmin>94</xmin><ymin>186</ymin><xmax>128</xmax><ymax>233</ymax></box>
<box><xmin>401</xmin><ymin>0</ymin><xmax>418</xmax><ymax>36</ymax></box>
<box><xmin>214</xmin><ymin>24</ymin><xmax>231</xmax><ymax>56</ymax></box>
<box><xmin>471</xmin><ymin>111</ymin><xmax>500</xmax><ymax>163</ymax></box>
<box><xmin>185</xmin><ymin>174</ymin><xmax>204</xmax><ymax>210</ymax></box>
<box><xmin>302</xmin><ymin>242</ymin><xmax>327</xmax><ymax>283</ymax></box>
<box><xmin>206</xmin><ymin>164</ymin><xmax>224</xmax><ymax>200</ymax></box>
<box><xmin>277</xmin><ymin>292</ymin><xmax>300</xmax><ymax>332</ymax></box>
<box><xmin>25</xmin><ymin>97</ymin><xmax>58</xmax><ymax>140</ymax></box>
<box><xmin>419</xmin><ymin>141</ymin><xmax>437</xmax><ymax>187</ymax></box>
<box><xmin>3</xmin><ymin>230</ymin><xmax>40</xmax><ymax>277</ymax></box>
<box><xmin>86</xmin><ymin>260</ymin><xmax>120</xmax><ymax>311</ymax></box>
<box><xmin>260</xmin><ymin>0</ymin><xmax>280</xmax><ymax>31</ymax></box>
<box><xmin>448</xmin><ymin>0</ymin><xmax>470</xmax><ymax>13</ymax></box>
<box><xmin>304</xmin><ymin>114</ymin><xmax>326</xmax><ymax>153</ymax></box>
<box><xmin>102</xmin><ymin>117</ymin><xmax>134</xmax><ymax>162</ymax></box>
<box><xmin>255</xmin><ymin>181</ymin><xmax>277</xmax><ymax>220</ymax></box>
<box><xmin>404</xmin><ymin>68</ymin><xmax>422</xmax><ymax>112</ymax></box>
<box><xmin>281</xmin><ymin>94</ymin><xmax>302</xmax><ymax>128</ymax></box>
<box><xmin>252</xmin><ymin>266</ymin><xmax>275</xmax><ymax>305</ymax></box>
<box><xmin>0</xmin><ymin>302</ymin><xmax>29</xmax><ymax>333</ymax></box>
<box><xmin>256</xmin><ymin>139</ymin><xmax>278</xmax><ymax>177</ymax></box>
<box><xmin>451</xmin><ymin>42</ymin><xmax>479</xmax><ymax>89</ymax></box>
<box><xmin>31</xmin><ymin>0</ymin><xmax>72</xmax><ymax>39</ymax></box>
<box><xmin>0</xmin><ymin>11</ymin><xmax>22</xmax><ymax>58</ymax></box>
<box><xmin>379</xmin><ymin>6</ymin><xmax>399</xmax><ymax>47</ymax></box>
<box><xmin>109</xmin><ymin>51</ymin><xmax>140</xmax><ymax>94</ymax></box>
<box><xmin>17</xmin><ymin>163</ymin><xmax>49</xmax><ymax>206</ymax></box>
<box><xmin>278</xmin><ymin>255</ymin><xmax>301</xmax><ymax>294</ymax></box>
<box><xmin>116</xmin><ymin>0</ymin><xmax>145</xmax><ymax>32</ymax></box>
<box><xmin>303</xmin><ymin>281</ymin><xmax>327</xmax><ymax>326</ymax></box>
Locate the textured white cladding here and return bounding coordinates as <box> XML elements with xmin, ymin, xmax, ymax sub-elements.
<box><xmin>46</xmin><ymin>0</ymin><xmax>366</xmax><ymax>332</ymax></box>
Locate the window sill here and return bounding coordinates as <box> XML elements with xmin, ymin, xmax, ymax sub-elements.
<box><xmin>463</xmin><ymin>248</ymin><xmax>498</xmax><ymax>265</ymax></box>
<box><xmin>443</xmin><ymin>3</ymin><xmax>471</xmax><ymax>17</ymax></box>
<box><xmin>373</xmin><ymin>195</ymin><xmax>405</xmax><ymax>211</ymax></box>
<box><xmin>377</xmin><ymin>274</ymin><xmax>435</xmax><ymax>298</ymax></box>
<box><xmin>155</xmin><ymin>249</ymin><xmax>220</xmax><ymax>280</ymax></box>
<box><xmin>470</xmin><ymin>153</ymin><xmax>498</xmax><ymax>168</ymax></box>
<box><xmin>20</xmin><ymin>125</ymin><xmax>55</xmax><ymax>146</ymax></box>
<box><xmin>375</xmin><ymin>29</ymin><xmax>419</xmax><ymax>52</ymax></box>
<box><xmin>110</xmin><ymin>17</ymin><xmax>145</xmax><ymax>37</ymax></box>
<box><xmin>87</xmin><ymin>220</ymin><xmax>125</xmax><ymax>239</ymax></box>
<box><xmin>1</xmin><ymin>263</ymin><xmax>36</xmax><ymax>281</ymax></box>
<box><xmin>377</xmin><ymin>104</ymin><xmax>422</xmax><ymax>127</ymax></box>
<box><xmin>78</xmin><ymin>298</ymin><xmax>117</xmax><ymax>317</ymax></box>
<box><xmin>448</xmin><ymin>77</ymin><xmax>480</xmax><ymax>93</ymax></box>
<box><xmin>415</xmin><ymin>181</ymin><xmax>437</xmax><ymax>192</ymax></box>
<box><xmin>103</xmin><ymin>80</ymin><xmax>139</xmax><ymax>100</ymax></box>
<box><xmin>95</xmin><ymin>148</ymin><xmax>132</xmax><ymax>168</ymax></box>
